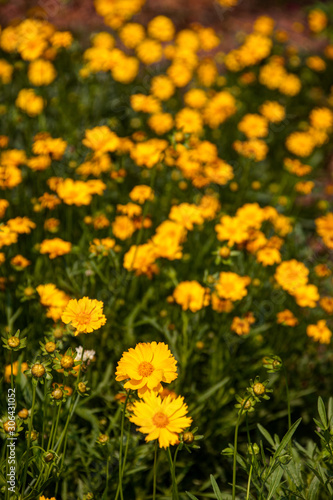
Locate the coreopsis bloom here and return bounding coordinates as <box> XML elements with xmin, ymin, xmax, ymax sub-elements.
<box><xmin>37</xmin><ymin>283</ymin><xmax>70</xmax><ymax>321</ymax></box>
<box><xmin>238</xmin><ymin>114</ymin><xmax>269</xmax><ymax>139</ymax></box>
<box><xmin>184</xmin><ymin>89</ymin><xmax>207</xmax><ymax>109</ymax></box>
<box><xmin>129</xmin><ymin>185</ymin><xmax>154</xmax><ymax>204</ymax></box>
<box><xmin>10</xmin><ymin>255</ymin><xmax>31</xmax><ymax>269</ymax></box>
<box><xmin>116</xmin><ymin>342</ymin><xmax>178</xmax><ymax>396</ymax></box>
<box><xmin>309</xmin><ymin>108</ymin><xmax>333</xmax><ymax>130</ymax></box>
<box><xmin>0</xmin><ymin>199</ymin><xmax>9</xmax><ymax>218</ymax></box>
<box><xmin>28</xmin><ymin>59</ymin><xmax>57</xmax><ymax>86</ymax></box>
<box><xmin>148</xmin><ymin>16</ymin><xmax>175</xmax><ymax>41</ymax></box>
<box><xmin>169</xmin><ymin>203</ymin><xmax>204</xmax><ymax>230</ymax></box>
<box><xmin>129</xmin><ymin>391</ymin><xmax>192</xmax><ymax>448</ymax></box>
<box><xmin>256</xmin><ymin>246</ymin><xmax>281</xmax><ymax>266</ymax></box>
<box><xmin>259</xmin><ymin>101</ymin><xmax>285</xmax><ymax>123</ymax></box>
<box><xmin>150</xmin><ymin>75</ymin><xmax>175</xmax><ymax>101</ymax></box>
<box><xmin>231</xmin><ymin>316</ymin><xmax>252</xmax><ymax>335</ymax></box>
<box><xmin>315</xmin><ymin>213</ymin><xmax>333</xmax><ymax>249</ymax></box>
<box><xmin>320</xmin><ymin>297</ymin><xmax>333</xmax><ymax>314</ymax></box>
<box><xmin>123</xmin><ymin>243</ymin><xmax>158</xmax><ymax>278</ymax></box>
<box><xmin>308</xmin><ymin>9</ymin><xmax>327</xmax><ymax>33</ymax></box>
<box><xmin>233</xmin><ymin>139</ymin><xmax>268</xmax><ymax>161</ymax></box>
<box><xmin>61</xmin><ymin>297</ymin><xmax>106</xmax><ymax>335</ymax></box>
<box><xmin>148</xmin><ymin>113</ymin><xmax>174</xmax><ymax>135</ymax></box>
<box><xmin>315</xmin><ymin>264</ymin><xmax>331</xmax><ymax>278</ymax></box>
<box><xmin>306</xmin><ymin>56</ymin><xmax>326</xmax><ymax>72</ymax></box>
<box><xmin>284</xmin><ymin>158</ymin><xmax>312</xmax><ymax>176</ymax></box>
<box><xmin>40</xmin><ymin>238</ymin><xmax>72</xmax><ymax>259</ymax></box>
<box><xmin>307</xmin><ymin>320</ymin><xmax>331</xmax><ymax>344</ymax></box>
<box><xmin>203</xmin><ymin>91</ymin><xmax>236</xmax><ymax>128</ymax></box>
<box><xmin>16</xmin><ymin>89</ymin><xmax>44</xmax><ymax>116</ymax></box>
<box><xmin>285</xmin><ymin>132</ymin><xmax>315</xmax><ymax>157</ymax></box>
<box><xmin>277</xmin><ymin>309</ymin><xmax>298</xmax><ymax>327</ymax></box>
<box><xmin>4</xmin><ymin>361</ymin><xmax>28</xmax><ymax>383</ymax></box>
<box><xmin>215</xmin><ymin>272</ymin><xmax>251</xmax><ymax>301</ymax></box>
<box><xmin>173</xmin><ymin>281</ymin><xmax>210</xmax><ymax>312</ymax></box>
<box><xmin>292</xmin><ymin>284</ymin><xmax>319</xmax><ymax>308</ymax></box>
<box><xmin>119</xmin><ymin>23</ymin><xmax>145</xmax><ymax>48</ymax></box>
<box><xmin>175</xmin><ymin>108</ymin><xmax>203</xmax><ymax>135</ymax></box>
<box><xmin>56</xmin><ymin>179</ymin><xmax>93</xmax><ymax>206</ymax></box>
<box><xmin>7</xmin><ymin>217</ymin><xmax>36</xmax><ymax>234</ymax></box>
<box><xmin>215</xmin><ymin>215</ymin><xmax>249</xmax><ymax>246</ymax></box>
<box><xmin>274</xmin><ymin>260</ymin><xmax>309</xmax><ymax>293</ymax></box>
<box><xmin>112</xmin><ymin>215</ymin><xmax>136</xmax><ymax>240</ymax></box>
<box><xmin>0</xmin><ymin>59</ymin><xmax>13</xmax><ymax>84</ymax></box>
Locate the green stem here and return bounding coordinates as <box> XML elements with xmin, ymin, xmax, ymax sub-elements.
<box><xmin>167</xmin><ymin>447</ymin><xmax>179</xmax><ymax>500</ymax></box>
<box><xmin>283</xmin><ymin>364</ymin><xmax>292</xmax><ymax>431</ymax></box>
<box><xmin>21</xmin><ymin>382</ymin><xmax>37</xmax><ymax>495</ymax></box>
<box><xmin>50</xmin><ymin>402</ymin><xmax>62</xmax><ymax>451</ymax></box>
<box><xmin>41</xmin><ymin>381</ymin><xmax>49</xmax><ymax>450</ymax></box>
<box><xmin>115</xmin><ymin>390</ymin><xmax>131</xmax><ymax>500</ymax></box>
<box><xmin>246</xmin><ymin>463</ymin><xmax>253</xmax><ymax>500</ymax></box>
<box><xmin>232</xmin><ymin>398</ymin><xmax>250</xmax><ymax>500</ymax></box>
<box><xmin>153</xmin><ymin>440</ymin><xmax>158</xmax><ymax>500</ymax></box>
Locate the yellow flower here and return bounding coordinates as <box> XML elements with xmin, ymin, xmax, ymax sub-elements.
<box><xmin>308</xmin><ymin>9</ymin><xmax>327</xmax><ymax>33</ymax></box>
<box><xmin>277</xmin><ymin>309</ymin><xmax>299</xmax><ymax>327</ymax></box>
<box><xmin>28</xmin><ymin>59</ymin><xmax>57</xmax><ymax>86</ymax></box>
<box><xmin>175</xmin><ymin>108</ymin><xmax>203</xmax><ymax>135</ymax></box>
<box><xmin>129</xmin><ymin>391</ymin><xmax>192</xmax><ymax>448</ymax></box>
<box><xmin>148</xmin><ymin>16</ymin><xmax>175</xmax><ymax>42</ymax></box>
<box><xmin>61</xmin><ymin>297</ymin><xmax>106</xmax><ymax>335</ymax></box>
<box><xmin>150</xmin><ymin>75</ymin><xmax>175</xmax><ymax>101</ymax></box>
<box><xmin>116</xmin><ymin>342</ymin><xmax>178</xmax><ymax>397</ymax></box>
<box><xmin>215</xmin><ymin>272</ymin><xmax>251</xmax><ymax>301</ymax></box>
<box><xmin>40</xmin><ymin>238</ymin><xmax>72</xmax><ymax>259</ymax></box>
<box><xmin>307</xmin><ymin>320</ymin><xmax>331</xmax><ymax>344</ymax></box>
<box><xmin>238</xmin><ymin>114</ymin><xmax>268</xmax><ymax>139</ymax></box>
<box><xmin>316</xmin><ymin>213</ymin><xmax>333</xmax><ymax>249</ymax></box>
<box><xmin>129</xmin><ymin>185</ymin><xmax>154</xmax><ymax>204</ymax></box>
<box><xmin>173</xmin><ymin>281</ymin><xmax>210</xmax><ymax>312</ymax></box>
<box><xmin>5</xmin><ymin>361</ymin><xmax>28</xmax><ymax>383</ymax></box>
<box><xmin>119</xmin><ymin>23</ymin><xmax>145</xmax><ymax>48</ymax></box>
<box><xmin>274</xmin><ymin>260</ymin><xmax>309</xmax><ymax>293</ymax></box>
<box><xmin>259</xmin><ymin>101</ymin><xmax>285</xmax><ymax>123</ymax></box>
<box><xmin>292</xmin><ymin>285</ymin><xmax>319</xmax><ymax>308</ymax></box>
<box><xmin>10</xmin><ymin>255</ymin><xmax>31</xmax><ymax>269</ymax></box>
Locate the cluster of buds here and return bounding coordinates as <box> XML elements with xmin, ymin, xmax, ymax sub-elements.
<box><xmin>235</xmin><ymin>375</ymin><xmax>272</xmax><ymax>414</ymax></box>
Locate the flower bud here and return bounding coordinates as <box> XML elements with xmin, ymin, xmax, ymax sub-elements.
<box><xmin>61</xmin><ymin>355</ymin><xmax>74</xmax><ymax>369</ymax></box>
<box><xmin>253</xmin><ymin>383</ymin><xmax>266</xmax><ymax>396</ymax></box>
<box><xmin>44</xmin><ymin>452</ymin><xmax>54</xmax><ymax>463</ymax></box>
<box><xmin>8</xmin><ymin>337</ymin><xmax>20</xmax><ymax>348</ymax></box>
<box><xmin>45</xmin><ymin>341</ymin><xmax>56</xmax><ymax>353</ymax></box>
<box><xmin>31</xmin><ymin>363</ymin><xmax>45</xmax><ymax>378</ymax></box>
<box><xmin>78</xmin><ymin>382</ymin><xmax>87</xmax><ymax>393</ymax></box>
<box><xmin>18</xmin><ymin>408</ymin><xmax>29</xmax><ymax>419</ymax></box>
<box><xmin>183</xmin><ymin>432</ymin><xmax>194</xmax><ymax>444</ymax></box>
<box><xmin>52</xmin><ymin>388</ymin><xmax>63</xmax><ymax>400</ymax></box>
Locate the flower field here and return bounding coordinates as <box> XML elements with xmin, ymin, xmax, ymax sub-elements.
<box><xmin>1</xmin><ymin>0</ymin><xmax>333</xmax><ymax>498</ymax></box>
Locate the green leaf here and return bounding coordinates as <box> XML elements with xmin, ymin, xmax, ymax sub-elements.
<box><xmin>196</xmin><ymin>377</ymin><xmax>229</xmax><ymax>405</ymax></box>
<box><xmin>257</xmin><ymin>423</ymin><xmax>275</xmax><ymax>447</ymax></box>
<box><xmin>273</xmin><ymin>418</ymin><xmax>302</xmax><ymax>458</ymax></box>
<box><xmin>186</xmin><ymin>493</ymin><xmax>200</xmax><ymax>500</ymax></box>
<box><xmin>266</xmin><ymin>465</ymin><xmax>284</xmax><ymax>500</ymax></box>
<box><xmin>318</xmin><ymin>397</ymin><xmax>328</xmax><ymax>429</ymax></box>
<box><xmin>210</xmin><ymin>475</ymin><xmax>223</xmax><ymax>500</ymax></box>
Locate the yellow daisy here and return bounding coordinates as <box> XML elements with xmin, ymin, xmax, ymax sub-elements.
<box><xmin>115</xmin><ymin>342</ymin><xmax>177</xmax><ymax>397</ymax></box>
<box><xmin>129</xmin><ymin>391</ymin><xmax>192</xmax><ymax>448</ymax></box>
<box><xmin>61</xmin><ymin>297</ymin><xmax>106</xmax><ymax>335</ymax></box>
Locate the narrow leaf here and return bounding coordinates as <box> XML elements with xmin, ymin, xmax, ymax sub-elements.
<box><xmin>318</xmin><ymin>397</ymin><xmax>328</xmax><ymax>429</ymax></box>
<box><xmin>257</xmin><ymin>423</ymin><xmax>275</xmax><ymax>447</ymax></box>
<box><xmin>273</xmin><ymin>418</ymin><xmax>302</xmax><ymax>458</ymax></box>
<box><xmin>210</xmin><ymin>475</ymin><xmax>223</xmax><ymax>500</ymax></box>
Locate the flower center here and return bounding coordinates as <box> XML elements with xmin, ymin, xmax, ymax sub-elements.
<box><xmin>76</xmin><ymin>311</ymin><xmax>91</xmax><ymax>325</ymax></box>
<box><xmin>152</xmin><ymin>411</ymin><xmax>169</xmax><ymax>428</ymax></box>
<box><xmin>138</xmin><ymin>361</ymin><xmax>154</xmax><ymax>377</ymax></box>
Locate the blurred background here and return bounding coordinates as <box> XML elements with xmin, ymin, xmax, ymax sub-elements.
<box><xmin>0</xmin><ymin>0</ymin><xmax>329</xmax><ymax>51</ymax></box>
